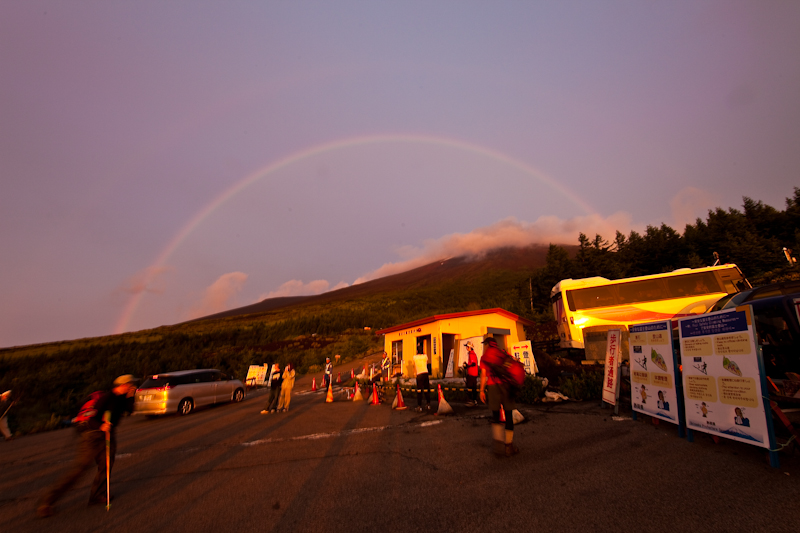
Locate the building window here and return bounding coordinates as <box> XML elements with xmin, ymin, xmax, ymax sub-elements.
<box><xmin>392</xmin><ymin>340</ymin><xmax>403</xmax><ymax>365</ymax></box>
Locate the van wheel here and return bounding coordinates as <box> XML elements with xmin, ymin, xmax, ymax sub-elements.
<box><xmin>178</xmin><ymin>399</ymin><xmax>193</xmax><ymax>416</ymax></box>
<box><xmin>233</xmin><ymin>389</ymin><xmax>244</xmax><ymax>403</ymax></box>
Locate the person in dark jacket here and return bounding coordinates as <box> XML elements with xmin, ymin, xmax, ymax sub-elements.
<box><xmin>261</xmin><ymin>364</ymin><xmax>283</xmax><ymax>414</ymax></box>
<box><xmin>37</xmin><ymin>375</ymin><xmax>136</xmax><ymax>517</ymax></box>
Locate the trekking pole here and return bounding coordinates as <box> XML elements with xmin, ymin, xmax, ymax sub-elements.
<box><xmin>106</xmin><ymin>428</ymin><xmax>111</xmax><ymax>511</ymax></box>
<box><xmin>0</xmin><ymin>401</ymin><xmax>14</xmax><ymax>420</ymax></box>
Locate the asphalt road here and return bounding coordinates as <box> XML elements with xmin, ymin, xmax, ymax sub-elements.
<box><xmin>2</xmin><ymin>362</ymin><xmax>800</xmax><ymax>533</ymax></box>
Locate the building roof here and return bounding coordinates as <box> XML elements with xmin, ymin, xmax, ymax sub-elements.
<box><xmin>375</xmin><ymin>308</ymin><xmax>536</xmax><ymax>335</ymax></box>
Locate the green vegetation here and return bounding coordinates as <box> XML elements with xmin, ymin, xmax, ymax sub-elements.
<box><xmin>1</xmin><ymin>189</ymin><xmax>798</xmax><ymax>433</ymax></box>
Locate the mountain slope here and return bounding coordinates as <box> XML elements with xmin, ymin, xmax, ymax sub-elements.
<box><xmin>194</xmin><ymin>244</ymin><xmax>572</xmax><ymax>322</ymax></box>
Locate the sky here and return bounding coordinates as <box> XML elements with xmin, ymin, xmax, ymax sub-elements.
<box><xmin>2</xmin><ymin>1</ymin><xmax>799</xmax><ymax>348</ymax></box>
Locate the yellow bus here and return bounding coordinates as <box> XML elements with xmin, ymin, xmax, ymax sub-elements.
<box><xmin>551</xmin><ymin>265</ymin><xmax>750</xmax><ymax>349</ymax></box>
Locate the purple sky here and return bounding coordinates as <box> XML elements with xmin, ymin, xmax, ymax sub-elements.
<box><xmin>2</xmin><ymin>1</ymin><xmax>799</xmax><ymax>348</ymax></box>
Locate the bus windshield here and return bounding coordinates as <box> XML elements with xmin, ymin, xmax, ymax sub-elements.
<box><xmin>551</xmin><ymin>265</ymin><xmax>749</xmax><ymax>350</ymax></box>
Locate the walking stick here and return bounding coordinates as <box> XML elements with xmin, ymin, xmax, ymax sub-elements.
<box><xmin>105</xmin><ymin>429</ymin><xmax>111</xmax><ymax>511</ymax></box>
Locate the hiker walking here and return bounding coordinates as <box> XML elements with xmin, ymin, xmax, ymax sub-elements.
<box><xmin>38</xmin><ymin>375</ymin><xmax>137</xmax><ymax>517</ymax></box>
<box><xmin>479</xmin><ymin>337</ymin><xmax>522</xmax><ymax>457</ymax></box>
<box><xmin>1</xmin><ymin>390</ymin><xmax>14</xmax><ymax>441</ymax></box>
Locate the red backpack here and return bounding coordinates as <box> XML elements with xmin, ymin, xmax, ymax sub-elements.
<box><xmin>72</xmin><ymin>391</ymin><xmax>105</xmax><ymax>426</ymax></box>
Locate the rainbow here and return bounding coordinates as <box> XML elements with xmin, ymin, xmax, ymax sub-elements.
<box><xmin>113</xmin><ymin>133</ymin><xmax>598</xmax><ymax>334</ymax></box>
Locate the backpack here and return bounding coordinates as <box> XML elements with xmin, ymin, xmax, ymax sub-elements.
<box><xmin>485</xmin><ymin>349</ymin><xmax>526</xmax><ymax>395</ymax></box>
<box><xmin>72</xmin><ymin>391</ymin><xmax>105</xmax><ymax>426</ymax></box>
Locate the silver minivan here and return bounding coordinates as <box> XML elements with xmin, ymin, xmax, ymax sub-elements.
<box><xmin>134</xmin><ymin>369</ymin><xmax>245</xmax><ymax>416</ymax></box>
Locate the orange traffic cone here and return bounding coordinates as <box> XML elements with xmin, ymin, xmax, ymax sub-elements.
<box><xmin>436</xmin><ymin>384</ymin><xmax>454</xmax><ymax>415</ymax></box>
<box><xmin>311</xmin><ymin>377</ymin><xmax>317</xmax><ymax>392</ymax></box>
<box><xmin>352</xmin><ymin>382</ymin><xmax>364</xmax><ymax>401</ymax></box>
<box><xmin>499</xmin><ymin>404</ymin><xmax>506</xmax><ymax>422</ymax></box>
<box><xmin>392</xmin><ymin>384</ymin><xmax>408</xmax><ymax>410</ymax></box>
<box><xmin>337</xmin><ymin>372</ymin><xmax>341</xmax><ymax>383</ymax></box>
<box><xmin>326</xmin><ymin>383</ymin><xmax>334</xmax><ymax>403</ymax></box>
<box><xmin>370</xmin><ymin>383</ymin><xmax>381</xmax><ymax>405</ymax></box>
<box><xmin>351</xmin><ymin>368</ymin><xmax>354</xmax><ymax>379</ymax></box>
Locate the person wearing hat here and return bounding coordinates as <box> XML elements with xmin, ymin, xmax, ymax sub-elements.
<box><xmin>479</xmin><ymin>337</ymin><xmax>519</xmax><ymax>457</ymax></box>
<box><xmin>0</xmin><ymin>390</ymin><xmax>14</xmax><ymax>441</ymax></box>
<box><xmin>463</xmin><ymin>342</ymin><xmax>479</xmax><ymax>407</ymax></box>
<box><xmin>323</xmin><ymin>357</ymin><xmax>333</xmax><ymax>389</ymax></box>
<box><xmin>38</xmin><ymin>375</ymin><xmax>137</xmax><ymax>517</ymax></box>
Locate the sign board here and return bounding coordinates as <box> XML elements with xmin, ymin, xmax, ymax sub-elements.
<box><xmin>510</xmin><ymin>340</ymin><xmax>538</xmax><ymax>375</ymax></box>
<box><xmin>444</xmin><ymin>349</ymin><xmax>455</xmax><ymax>378</ymax></box>
<box><xmin>629</xmin><ymin>321</ymin><xmax>678</xmax><ymax>423</ymax></box>
<box><xmin>678</xmin><ymin>307</ymin><xmax>771</xmax><ymax>448</ymax></box>
<box><xmin>245</xmin><ymin>364</ymin><xmax>269</xmax><ymax>386</ymax></box>
<box><xmin>602</xmin><ymin>329</ymin><xmax>622</xmax><ymax>406</ymax></box>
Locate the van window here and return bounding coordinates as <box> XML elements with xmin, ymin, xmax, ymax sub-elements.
<box><xmin>140</xmin><ymin>376</ymin><xmax>171</xmax><ymax>389</ymax></box>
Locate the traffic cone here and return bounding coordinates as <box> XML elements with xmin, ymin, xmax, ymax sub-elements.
<box><xmin>351</xmin><ymin>368</ymin><xmax>354</xmax><ymax>379</ymax></box>
<box><xmin>337</xmin><ymin>372</ymin><xmax>341</xmax><ymax>384</ymax></box>
<box><xmin>370</xmin><ymin>383</ymin><xmax>381</xmax><ymax>405</ymax></box>
<box><xmin>436</xmin><ymin>384</ymin><xmax>454</xmax><ymax>415</ymax></box>
<box><xmin>392</xmin><ymin>384</ymin><xmax>408</xmax><ymax>410</ymax></box>
<box><xmin>326</xmin><ymin>383</ymin><xmax>334</xmax><ymax>403</ymax></box>
<box><xmin>499</xmin><ymin>404</ymin><xmax>506</xmax><ymax>422</ymax></box>
<box><xmin>311</xmin><ymin>377</ymin><xmax>317</xmax><ymax>392</ymax></box>
<box><xmin>352</xmin><ymin>382</ymin><xmax>364</xmax><ymax>401</ymax></box>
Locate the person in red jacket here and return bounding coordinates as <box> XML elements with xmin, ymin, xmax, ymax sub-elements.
<box><xmin>464</xmin><ymin>342</ymin><xmax>479</xmax><ymax>407</ymax></box>
<box><xmin>38</xmin><ymin>375</ymin><xmax>136</xmax><ymax>517</ymax></box>
<box><xmin>479</xmin><ymin>337</ymin><xmax>519</xmax><ymax>457</ymax></box>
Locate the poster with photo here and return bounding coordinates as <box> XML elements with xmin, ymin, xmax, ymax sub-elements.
<box><xmin>678</xmin><ymin>307</ymin><xmax>770</xmax><ymax>448</ymax></box>
<box><xmin>510</xmin><ymin>340</ymin><xmax>538</xmax><ymax>375</ymax></box>
<box><xmin>629</xmin><ymin>321</ymin><xmax>679</xmax><ymax>423</ymax></box>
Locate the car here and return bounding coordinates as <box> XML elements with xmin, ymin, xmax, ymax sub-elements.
<box><xmin>710</xmin><ymin>281</ymin><xmax>800</xmax><ymax>380</ymax></box>
<box><xmin>134</xmin><ymin>369</ymin><xmax>246</xmax><ymax>416</ymax></box>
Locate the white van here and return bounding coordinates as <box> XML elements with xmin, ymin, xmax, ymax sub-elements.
<box><xmin>134</xmin><ymin>369</ymin><xmax>245</xmax><ymax>416</ymax></box>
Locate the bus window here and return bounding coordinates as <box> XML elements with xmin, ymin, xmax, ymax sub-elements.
<box><xmin>666</xmin><ymin>272</ymin><xmax>721</xmax><ymax>298</ymax></box>
<box><xmin>618</xmin><ymin>279</ymin><xmax>664</xmax><ymax>303</ymax></box>
<box><xmin>568</xmin><ymin>286</ymin><xmax>614</xmax><ymax>311</ymax></box>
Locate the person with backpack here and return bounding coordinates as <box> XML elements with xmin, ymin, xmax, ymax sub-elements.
<box><xmin>261</xmin><ymin>364</ymin><xmax>283</xmax><ymax>414</ymax></box>
<box><xmin>479</xmin><ymin>337</ymin><xmax>523</xmax><ymax>457</ymax></box>
<box><xmin>37</xmin><ymin>375</ymin><xmax>137</xmax><ymax>518</ymax></box>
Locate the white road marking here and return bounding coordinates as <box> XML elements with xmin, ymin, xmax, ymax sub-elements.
<box><xmin>241</xmin><ymin>420</ymin><xmax>443</xmax><ymax>447</ymax></box>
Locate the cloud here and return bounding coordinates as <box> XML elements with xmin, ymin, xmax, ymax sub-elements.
<box><xmin>670</xmin><ymin>187</ymin><xmax>718</xmax><ymax>229</ymax></box>
<box><xmin>186</xmin><ymin>272</ymin><xmax>248</xmax><ymax>319</ymax></box>
<box><xmin>118</xmin><ymin>266</ymin><xmax>173</xmax><ymax>295</ymax></box>
<box><xmin>354</xmin><ymin>212</ymin><xmax>634</xmax><ymax>284</ymax></box>
<box><xmin>260</xmin><ymin>279</ymin><xmax>349</xmax><ymax>299</ymax></box>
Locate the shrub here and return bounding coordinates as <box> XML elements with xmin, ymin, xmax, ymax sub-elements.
<box><xmin>559</xmin><ymin>370</ymin><xmax>603</xmax><ymax>401</ymax></box>
<box><xmin>516</xmin><ymin>375</ymin><xmax>546</xmax><ymax>404</ymax></box>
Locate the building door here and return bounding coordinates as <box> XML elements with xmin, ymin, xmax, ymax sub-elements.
<box><xmin>442</xmin><ymin>334</ymin><xmax>456</xmax><ymax>377</ymax></box>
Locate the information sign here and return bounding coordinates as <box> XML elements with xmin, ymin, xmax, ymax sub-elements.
<box><xmin>678</xmin><ymin>307</ymin><xmax>770</xmax><ymax>448</ymax></box>
<box><xmin>510</xmin><ymin>340</ymin><xmax>538</xmax><ymax>375</ymax></box>
<box><xmin>629</xmin><ymin>321</ymin><xmax>678</xmax><ymax>423</ymax></box>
